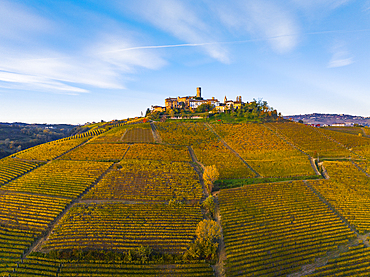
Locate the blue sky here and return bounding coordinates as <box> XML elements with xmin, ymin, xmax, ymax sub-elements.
<box><xmin>0</xmin><ymin>0</ymin><xmax>369</xmax><ymax>124</ymax></box>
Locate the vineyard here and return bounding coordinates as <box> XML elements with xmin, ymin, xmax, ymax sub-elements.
<box><xmin>0</xmin><ymin>191</ymin><xmax>71</xmax><ymax>231</ymax></box>
<box><xmin>121</xmin><ymin>127</ymin><xmax>154</xmax><ymax>143</ymax></box>
<box><xmin>1</xmin><ymin>119</ymin><xmax>370</xmax><ymax>276</ymax></box>
<box><xmin>317</xmin><ymin>127</ymin><xmax>370</xmax><ymax>159</ymax></box>
<box><xmin>83</xmin><ymin>159</ymin><xmax>203</xmax><ymax>202</ymax></box>
<box><xmin>309</xmin><ymin>161</ymin><xmax>370</xmax><ymax>234</ymax></box>
<box><xmin>2</xmin><ymin>160</ymin><xmax>112</xmax><ymax>198</ymax></box>
<box><xmin>41</xmin><ymin>202</ymin><xmax>202</xmax><ymax>254</ymax></box>
<box><xmin>0</xmin><ymin>157</ymin><xmax>40</xmax><ymax>186</ymax></box>
<box><xmin>124</xmin><ymin>143</ymin><xmax>192</xmax><ymax>162</ymax></box>
<box><xmin>14</xmin><ymin>137</ymin><xmax>89</xmax><ymax>161</ymax></box>
<box><xmin>10</xmin><ymin>255</ymin><xmax>214</xmax><ymax>277</ymax></box>
<box><xmin>265</xmin><ymin>121</ymin><xmax>351</xmax><ymax>159</ymax></box>
<box><xmin>307</xmin><ymin>244</ymin><xmax>370</xmax><ymax>276</ymax></box>
<box><xmin>155</xmin><ymin>122</ymin><xmax>255</xmax><ymax>179</ymax></box>
<box><xmin>60</xmin><ymin>143</ymin><xmax>130</xmax><ymax>161</ymax></box>
<box><xmin>218</xmin><ymin>181</ymin><xmax>355</xmax><ymax>276</ymax></box>
<box><xmin>212</xmin><ymin>123</ymin><xmax>316</xmax><ymax>177</ymax></box>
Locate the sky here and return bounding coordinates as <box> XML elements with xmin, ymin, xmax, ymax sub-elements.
<box><xmin>0</xmin><ymin>0</ymin><xmax>370</xmax><ymax>124</ymax></box>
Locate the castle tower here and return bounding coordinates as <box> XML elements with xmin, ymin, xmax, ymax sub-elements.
<box><xmin>224</xmin><ymin>96</ymin><xmax>227</xmax><ymax>104</ymax></box>
<box><xmin>196</xmin><ymin>87</ymin><xmax>201</xmax><ymax>98</ymax></box>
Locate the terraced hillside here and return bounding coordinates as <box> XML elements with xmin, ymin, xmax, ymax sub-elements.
<box><xmin>1</xmin><ymin>120</ymin><xmax>370</xmax><ymax>277</ymax></box>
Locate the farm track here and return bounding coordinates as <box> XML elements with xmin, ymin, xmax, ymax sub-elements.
<box><xmin>212</xmin><ymin>193</ymin><xmax>226</xmax><ymax>277</ymax></box>
<box><xmin>188</xmin><ymin>146</ymin><xmax>208</xmax><ymax>201</ymax></box>
<box><xmin>119</xmin><ymin>129</ymin><xmax>128</xmax><ymax>141</ymax></box>
<box><xmin>150</xmin><ymin>122</ymin><xmax>162</xmax><ymax>143</ymax></box>
<box><xmin>204</xmin><ymin>123</ymin><xmax>260</xmax><ymax>178</ymax></box>
<box><xmin>188</xmin><ymin>143</ymin><xmax>225</xmax><ymax>277</ymax></box>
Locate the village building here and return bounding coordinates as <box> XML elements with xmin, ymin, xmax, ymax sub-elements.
<box><xmin>151</xmin><ymin>87</ymin><xmax>243</xmax><ymax>113</ymax></box>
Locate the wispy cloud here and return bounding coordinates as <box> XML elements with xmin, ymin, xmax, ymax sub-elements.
<box><xmin>327</xmin><ymin>42</ymin><xmax>354</xmax><ymax>68</ymax></box>
<box><xmin>210</xmin><ymin>0</ymin><xmax>300</xmax><ymax>53</ymax></box>
<box><xmin>290</xmin><ymin>0</ymin><xmax>352</xmax><ymax>10</ymax></box>
<box><xmin>116</xmin><ymin>0</ymin><xmax>230</xmax><ymax>63</ymax></box>
<box><xmin>0</xmin><ymin>2</ymin><xmax>166</xmax><ymax>94</ymax></box>
<box><xmin>0</xmin><ymin>0</ymin><xmax>53</xmax><ymax>41</ymax></box>
<box><xmin>363</xmin><ymin>1</ymin><xmax>370</xmax><ymax>13</ymax></box>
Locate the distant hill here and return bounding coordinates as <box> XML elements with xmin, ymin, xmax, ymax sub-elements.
<box><xmin>285</xmin><ymin>113</ymin><xmax>370</xmax><ymax>126</ymax></box>
<box><xmin>0</xmin><ymin>122</ymin><xmax>77</xmax><ymax>159</ymax></box>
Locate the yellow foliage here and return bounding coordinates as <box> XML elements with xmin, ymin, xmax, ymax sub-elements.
<box><xmin>195</xmin><ymin>219</ymin><xmax>221</xmax><ymax>242</ymax></box>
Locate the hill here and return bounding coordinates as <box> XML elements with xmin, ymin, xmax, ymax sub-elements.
<box><xmin>286</xmin><ymin>113</ymin><xmax>370</xmax><ymax>126</ymax></box>
<box><xmin>0</xmin><ymin>123</ymin><xmax>79</xmax><ymax>159</ymax></box>
<box><xmin>1</xmin><ymin>118</ymin><xmax>370</xmax><ymax>276</ymax></box>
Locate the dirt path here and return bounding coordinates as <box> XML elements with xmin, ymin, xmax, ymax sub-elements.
<box><xmin>212</xmin><ymin>193</ymin><xmax>226</xmax><ymax>277</ymax></box>
<box><xmin>188</xmin><ymin>146</ymin><xmax>208</xmax><ymax>199</ymax></box>
<box><xmin>204</xmin><ymin>123</ymin><xmax>260</xmax><ymax>178</ymax></box>
<box><xmin>119</xmin><ymin>129</ymin><xmax>128</xmax><ymax>141</ymax></box>
<box><xmin>150</xmin><ymin>122</ymin><xmax>163</xmax><ymax>143</ymax></box>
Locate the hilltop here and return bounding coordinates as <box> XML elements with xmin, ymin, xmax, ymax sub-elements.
<box><xmin>1</xmin><ymin>117</ymin><xmax>370</xmax><ymax>276</ymax></box>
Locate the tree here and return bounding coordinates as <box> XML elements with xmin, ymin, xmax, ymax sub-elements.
<box><xmin>184</xmin><ymin>219</ymin><xmax>221</xmax><ymax>260</ymax></box>
<box><xmin>203</xmin><ymin>165</ymin><xmax>219</xmax><ymax>194</ymax></box>
<box><xmin>202</xmin><ymin>195</ymin><xmax>215</xmax><ymax>218</ymax></box>
<box><xmin>145</xmin><ymin>108</ymin><xmax>151</xmax><ymax>117</ymax></box>
<box><xmin>196</xmin><ymin>103</ymin><xmax>213</xmax><ymax>113</ymax></box>
<box><xmin>169</xmin><ymin>109</ymin><xmax>175</xmax><ymax>118</ymax></box>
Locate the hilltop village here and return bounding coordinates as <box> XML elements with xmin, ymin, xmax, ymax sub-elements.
<box><xmin>149</xmin><ymin>87</ymin><xmax>280</xmax><ymax>121</ymax></box>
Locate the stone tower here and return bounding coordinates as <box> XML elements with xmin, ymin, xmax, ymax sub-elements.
<box><xmin>196</xmin><ymin>87</ymin><xmax>201</xmax><ymax>98</ymax></box>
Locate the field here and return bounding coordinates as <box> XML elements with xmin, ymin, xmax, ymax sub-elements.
<box><xmin>83</xmin><ymin>159</ymin><xmax>202</xmax><ymax>202</ymax></box>
<box><xmin>2</xmin><ymin>160</ymin><xmax>112</xmax><ymax>198</ymax></box>
<box><xmin>122</xmin><ymin>127</ymin><xmax>154</xmax><ymax>143</ymax></box>
<box><xmin>266</xmin><ymin>121</ymin><xmax>351</xmax><ymax>159</ymax></box>
<box><xmin>41</xmin><ymin>202</ymin><xmax>202</xmax><ymax>254</ymax></box>
<box><xmin>11</xmin><ymin>256</ymin><xmax>214</xmax><ymax>277</ymax></box>
<box><xmin>14</xmin><ymin>137</ymin><xmax>89</xmax><ymax>161</ymax></box>
<box><xmin>124</xmin><ymin>143</ymin><xmax>192</xmax><ymax>162</ymax></box>
<box><xmin>1</xmin><ymin>120</ymin><xmax>370</xmax><ymax>277</ymax></box>
<box><xmin>309</xmin><ymin>161</ymin><xmax>370</xmax><ymax>234</ymax></box>
<box><xmin>219</xmin><ymin>181</ymin><xmax>355</xmax><ymax>276</ymax></box>
<box><xmin>0</xmin><ymin>157</ymin><xmax>40</xmax><ymax>186</ymax></box>
<box><xmin>212</xmin><ymin>123</ymin><xmax>316</xmax><ymax>177</ymax></box>
<box><xmin>61</xmin><ymin>143</ymin><xmax>130</xmax><ymax>161</ymax></box>
<box><xmin>156</xmin><ymin>122</ymin><xmax>255</xmax><ymax>179</ymax></box>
